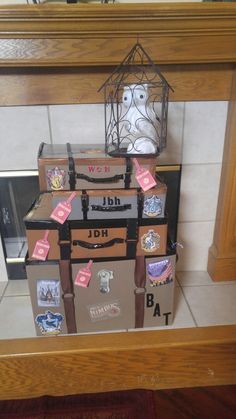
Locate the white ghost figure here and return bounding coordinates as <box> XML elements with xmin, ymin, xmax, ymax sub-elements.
<box><xmin>121</xmin><ymin>84</ymin><xmax>158</xmax><ymax>154</ymax></box>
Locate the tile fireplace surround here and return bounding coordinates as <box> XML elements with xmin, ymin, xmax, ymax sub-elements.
<box><xmin>0</xmin><ymin>3</ymin><xmax>236</xmax><ymax>400</ymax></box>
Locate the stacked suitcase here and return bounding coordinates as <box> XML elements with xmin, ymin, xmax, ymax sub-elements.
<box><xmin>24</xmin><ymin>143</ymin><xmax>177</xmax><ymax>336</ymax></box>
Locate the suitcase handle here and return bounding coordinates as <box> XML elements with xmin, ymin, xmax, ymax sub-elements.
<box><xmin>91</xmin><ymin>204</ymin><xmax>131</xmax><ymax>212</ymax></box>
<box><xmin>76</xmin><ymin>173</ymin><xmax>124</xmax><ymax>183</ymax></box>
<box><xmin>72</xmin><ymin>238</ymin><xmax>124</xmax><ymax>249</ymax></box>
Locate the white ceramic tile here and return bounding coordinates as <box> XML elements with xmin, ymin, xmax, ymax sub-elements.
<box><xmin>0</xmin><ymin>106</ymin><xmax>50</xmax><ymax>170</ymax></box>
<box><xmin>183</xmin><ymin>101</ymin><xmax>228</xmax><ymax>164</ymax></box>
<box><xmin>0</xmin><ymin>1</ymin><xmax>26</xmax><ymax>4</ymax></box>
<box><xmin>182</xmin><ymin>284</ymin><xmax>236</xmax><ymax>326</ymax></box>
<box><xmin>0</xmin><ymin>296</ymin><xmax>36</xmax><ymax>339</ymax></box>
<box><xmin>158</xmin><ymin>102</ymin><xmax>184</xmax><ymax>165</ymax></box>
<box><xmin>176</xmin><ymin>221</ymin><xmax>215</xmax><ymax>271</ymax></box>
<box><xmin>129</xmin><ymin>287</ymin><xmax>196</xmax><ymax>331</ymax></box>
<box><xmin>4</xmin><ymin>279</ymin><xmax>30</xmax><ymax>297</ymax></box>
<box><xmin>49</xmin><ymin>104</ymin><xmax>105</xmax><ymax>145</ymax></box>
<box><xmin>177</xmin><ymin>271</ymin><xmax>236</xmax><ymax>286</ymax></box>
<box><xmin>178</xmin><ymin>163</ymin><xmax>222</xmax><ymax>222</ymax></box>
<box><xmin>0</xmin><ymin>234</ymin><xmax>8</xmax><ymax>283</ymax></box>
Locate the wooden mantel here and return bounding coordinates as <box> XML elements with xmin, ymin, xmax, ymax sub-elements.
<box><xmin>0</xmin><ymin>3</ymin><xmax>236</xmax><ymax>400</ymax></box>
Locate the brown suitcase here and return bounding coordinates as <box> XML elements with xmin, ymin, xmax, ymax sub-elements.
<box><xmin>40</xmin><ymin>179</ymin><xmax>167</xmax><ymax>221</ymax></box>
<box><xmin>26</xmin><ymin>253</ymin><xmax>176</xmax><ymax>336</ymax></box>
<box><xmin>38</xmin><ymin>142</ymin><xmax>157</xmax><ymax>191</ymax></box>
<box><xmin>24</xmin><ymin>196</ymin><xmax>168</xmax><ymax>260</ymax></box>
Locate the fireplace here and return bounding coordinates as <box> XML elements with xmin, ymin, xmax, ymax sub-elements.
<box><xmin>0</xmin><ymin>171</ymin><xmax>39</xmax><ymax>279</ymax></box>
<box><xmin>0</xmin><ymin>3</ymin><xmax>236</xmax><ymax>400</ymax></box>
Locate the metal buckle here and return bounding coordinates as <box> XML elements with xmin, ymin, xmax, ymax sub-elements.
<box><xmin>62</xmin><ymin>293</ymin><xmax>74</xmax><ymax>299</ymax></box>
<box><xmin>134</xmin><ymin>287</ymin><xmax>146</xmax><ymax>295</ymax></box>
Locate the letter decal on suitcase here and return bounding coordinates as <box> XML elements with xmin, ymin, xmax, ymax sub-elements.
<box><xmin>146</xmin><ymin>294</ymin><xmax>172</xmax><ymax>326</ymax></box>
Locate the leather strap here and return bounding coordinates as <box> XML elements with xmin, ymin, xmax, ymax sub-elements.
<box><xmin>59</xmin><ymin>259</ymin><xmax>77</xmax><ymax>334</ymax></box>
<box><xmin>137</xmin><ymin>188</ymin><xmax>144</xmax><ymax>222</ymax></box>
<box><xmin>91</xmin><ymin>204</ymin><xmax>131</xmax><ymax>212</ymax></box>
<box><xmin>126</xmin><ymin>219</ymin><xmax>138</xmax><ymax>258</ymax></box>
<box><xmin>66</xmin><ymin>142</ymin><xmax>76</xmax><ymax>191</ymax></box>
<box><xmin>124</xmin><ymin>157</ymin><xmax>132</xmax><ymax>189</ymax></box>
<box><xmin>58</xmin><ymin>222</ymin><xmax>77</xmax><ymax>334</ymax></box>
<box><xmin>81</xmin><ymin>190</ymin><xmax>89</xmax><ymax>221</ymax></box>
<box><xmin>134</xmin><ymin>256</ymin><xmax>146</xmax><ymax>328</ymax></box>
<box><xmin>76</xmin><ymin>173</ymin><xmax>124</xmax><ymax>184</ymax></box>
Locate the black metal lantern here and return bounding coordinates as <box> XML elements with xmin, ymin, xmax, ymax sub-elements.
<box><xmin>99</xmin><ymin>43</ymin><xmax>173</xmax><ymax>157</ymax></box>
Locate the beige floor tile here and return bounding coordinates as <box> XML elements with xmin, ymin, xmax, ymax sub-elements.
<box><xmin>177</xmin><ymin>221</ymin><xmax>215</xmax><ymax>271</ymax></box>
<box><xmin>4</xmin><ymin>279</ymin><xmax>30</xmax><ymax>297</ymax></box>
<box><xmin>182</xmin><ymin>284</ymin><xmax>236</xmax><ymax>327</ymax></box>
<box><xmin>0</xmin><ymin>296</ymin><xmax>36</xmax><ymax>339</ymax></box>
<box><xmin>177</xmin><ymin>271</ymin><xmax>236</xmax><ymax>286</ymax></box>
<box><xmin>129</xmin><ymin>287</ymin><xmax>196</xmax><ymax>332</ymax></box>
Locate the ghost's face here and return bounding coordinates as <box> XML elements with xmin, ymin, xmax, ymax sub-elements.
<box><xmin>122</xmin><ymin>84</ymin><xmax>148</xmax><ymax>108</ymax></box>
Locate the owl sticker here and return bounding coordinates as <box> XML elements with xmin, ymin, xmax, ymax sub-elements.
<box><xmin>121</xmin><ymin>84</ymin><xmax>159</xmax><ymax>154</ymax></box>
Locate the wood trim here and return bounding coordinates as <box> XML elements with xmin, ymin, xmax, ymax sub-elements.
<box><xmin>208</xmin><ymin>67</ymin><xmax>236</xmax><ymax>281</ymax></box>
<box><xmin>1</xmin><ymin>325</ymin><xmax>236</xmax><ymax>400</ymax></box>
<box><xmin>0</xmin><ymin>64</ymin><xmax>233</xmax><ymax>106</ymax></box>
<box><xmin>0</xmin><ymin>4</ymin><xmax>236</xmax><ymax>67</ymax></box>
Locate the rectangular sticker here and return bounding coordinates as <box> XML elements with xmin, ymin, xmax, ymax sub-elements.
<box><xmin>37</xmin><ymin>279</ymin><xmax>60</xmax><ymax>307</ymax></box>
<box><xmin>87</xmin><ymin>300</ymin><xmax>121</xmax><ymax>322</ymax></box>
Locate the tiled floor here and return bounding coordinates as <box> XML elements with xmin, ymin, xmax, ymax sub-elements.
<box><xmin>0</xmin><ymin>271</ymin><xmax>236</xmax><ymax>339</ymax></box>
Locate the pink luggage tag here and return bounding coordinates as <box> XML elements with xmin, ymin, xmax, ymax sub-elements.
<box><xmin>50</xmin><ymin>192</ymin><xmax>76</xmax><ymax>224</ymax></box>
<box><xmin>133</xmin><ymin>158</ymin><xmax>157</xmax><ymax>192</ymax></box>
<box><xmin>75</xmin><ymin>260</ymin><xmax>93</xmax><ymax>288</ymax></box>
<box><xmin>32</xmin><ymin>230</ymin><xmax>50</xmax><ymax>261</ymax></box>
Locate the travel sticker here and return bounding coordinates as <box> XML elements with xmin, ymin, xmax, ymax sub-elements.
<box><xmin>143</xmin><ymin>195</ymin><xmax>162</xmax><ymax>217</ymax></box>
<box><xmin>97</xmin><ymin>269</ymin><xmax>114</xmax><ymax>294</ymax></box>
<box><xmin>88</xmin><ymin>300</ymin><xmax>121</xmax><ymax>322</ymax></box>
<box><xmin>37</xmin><ymin>279</ymin><xmax>60</xmax><ymax>307</ymax></box>
<box><xmin>141</xmin><ymin>229</ymin><xmax>160</xmax><ymax>252</ymax></box>
<box><xmin>46</xmin><ymin>167</ymin><xmax>66</xmax><ymax>190</ymax></box>
<box><xmin>35</xmin><ymin>310</ymin><xmax>64</xmax><ymax>335</ymax></box>
<box><xmin>147</xmin><ymin>259</ymin><xmax>173</xmax><ymax>287</ymax></box>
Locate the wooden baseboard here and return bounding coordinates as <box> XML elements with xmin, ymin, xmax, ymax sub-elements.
<box><xmin>208</xmin><ymin>247</ymin><xmax>236</xmax><ymax>281</ymax></box>
<box><xmin>1</xmin><ymin>326</ymin><xmax>236</xmax><ymax>400</ymax></box>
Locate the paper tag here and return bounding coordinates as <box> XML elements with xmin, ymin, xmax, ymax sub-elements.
<box><xmin>50</xmin><ymin>192</ymin><xmax>76</xmax><ymax>224</ymax></box>
<box><xmin>133</xmin><ymin>158</ymin><xmax>157</xmax><ymax>192</ymax></box>
<box><xmin>75</xmin><ymin>260</ymin><xmax>93</xmax><ymax>288</ymax></box>
<box><xmin>32</xmin><ymin>230</ymin><xmax>50</xmax><ymax>261</ymax></box>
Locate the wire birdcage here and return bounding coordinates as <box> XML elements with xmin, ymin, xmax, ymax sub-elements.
<box><xmin>99</xmin><ymin>43</ymin><xmax>173</xmax><ymax>157</ymax></box>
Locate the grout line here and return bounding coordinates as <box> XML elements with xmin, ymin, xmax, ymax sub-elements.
<box><xmin>180</xmin><ymin>101</ymin><xmax>185</xmax><ymax>163</ymax></box>
<box><xmin>176</xmin><ymin>283</ymin><xmax>236</xmax><ymax>287</ymax></box>
<box><xmin>0</xmin><ymin>282</ymin><xmax>8</xmax><ymax>303</ymax></box>
<box><xmin>47</xmin><ymin>105</ymin><xmax>53</xmax><ymax>145</ymax></box>
<box><xmin>178</xmin><ymin>220</ymin><xmax>215</xmax><ymax>224</ymax></box>
<box><xmin>3</xmin><ymin>294</ymin><xmax>30</xmax><ymax>299</ymax></box>
<box><xmin>178</xmin><ymin>285</ymin><xmax>198</xmax><ymax>327</ymax></box>
<box><xmin>181</xmin><ymin>162</ymin><xmax>223</xmax><ymax>167</ymax></box>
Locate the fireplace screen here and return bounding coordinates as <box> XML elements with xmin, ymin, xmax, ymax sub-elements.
<box><xmin>0</xmin><ymin>171</ymin><xmax>39</xmax><ymax>279</ymax></box>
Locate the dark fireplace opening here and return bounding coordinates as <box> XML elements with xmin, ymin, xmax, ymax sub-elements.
<box><xmin>0</xmin><ymin>172</ymin><xmax>39</xmax><ymax>279</ymax></box>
